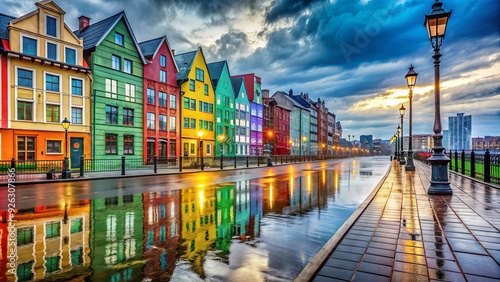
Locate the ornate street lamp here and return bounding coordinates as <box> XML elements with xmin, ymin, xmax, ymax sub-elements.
<box><xmin>61</xmin><ymin>117</ymin><xmax>71</xmax><ymax>179</ymax></box>
<box><xmin>405</xmin><ymin>65</ymin><xmax>418</xmax><ymax>171</ymax></box>
<box><xmin>424</xmin><ymin>0</ymin><xmax>452</xmax><ymax>194</ymax></box>
<box><xmin>399</xmin><ymin>105</ymin><xmax>406</xmax><ymax>165</ymax></box>
<box><xmin>397</xmin><ymin>125</ymin><xmax>401</xmax><ymax>161</ymax></box>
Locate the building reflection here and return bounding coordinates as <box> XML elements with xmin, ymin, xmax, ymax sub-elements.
<box><xmin>215</xmin><ymin>184</ymin><xmax>235</xmax><ymax>260</ymax></box>
<box><xmin>1</xmin><ymin>200</ymin><xmax>91</xmax><ymax>281</ymax></box>
<box><xmin>90</xmin><ymin>195</ymin><xmax>144</xmax><ymax>281</ymax></box>
<box><xmin>179</xmin><ymin>185</ymin><xmax>216</xmax><ymax>278</ymax></box>
<box><xmin>142</xmin><ymin>191</ymin><xmax>180</xmax><ymax>280</ymax></box>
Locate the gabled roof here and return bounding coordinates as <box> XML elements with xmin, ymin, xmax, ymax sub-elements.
<box><xmin>272</xmin><ymin>91</ymin><xmax>303</xmax><ymax>111</ymax></box>
<box><xmin>174</xmin><ymin>49</ymin><xmax>197</xmax><ymax>81</ymax></box>
<box><xmin>291</xmin><ymin>94</ymin><xmax>313</xmax><ymax>108</ymax></box>
<box><xmin>0</xmin><ymin>13</ymin><xmax>15</xmax><ymax>40</ymax></box>
<box><xmin>74</xmin><ymin>11</ymin><xmax>146</xmax><ymax>64</ymax></box>
<box><xmin>207</xmin><ymin>60</ymin><xmax>227</xmax><ymax>89</ymax></box>
<box><xmin>139</xmin><ymin>35</ymin><xmax>179</xmax><ymax>72</ymax></box>
<box><xmin>231</xmin><ymin>77</ymin><xmax>244</xmax><ymax>98</ymax></box>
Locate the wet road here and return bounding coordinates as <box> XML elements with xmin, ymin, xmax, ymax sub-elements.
<box><xmin>2</xmin><ymin>156</ymin><xmax>391</xmax><ymax>281</ymax></box>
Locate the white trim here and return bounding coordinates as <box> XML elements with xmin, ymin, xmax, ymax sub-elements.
<box><xmin>20</xmin><ymin>34</ymin><xmax>39</xmax><ymax>56</ymax></box>
<box><xmin>45</xmin><ymin>40</ymin><xmax>59</xmax><ymax>61</ymax></box>
<box><xmin>70</xmin><ymin>106</ymin><xmax>84</xmax><ymax>125</ymax></box>
<box><xmin>64</xmin><ymin>46</ymin><xmax>77</xmax><ymax>65</ymax></box>
<box><xmin>45</xmin><ymin>139</ymin><xmax>63</xmax><ymax>155</ymax></box>
<box><xmin>14</xmin><ymin>65</ymin><xmax>37</xmax><ymax>122</ymax></box>
<box><xmin>45</xmin><ymin>14</ymin><xmax>59</xmax><ymax>38</ymax></box>
<box><xmin>43</xmin><ymin>71</ymin><xmax>63</xmax><ymax>123</ymax></box>
<box><xmin>69</xmin><ymin>76</ymin><xmax>85</xmax><ymax>126</ymax></box>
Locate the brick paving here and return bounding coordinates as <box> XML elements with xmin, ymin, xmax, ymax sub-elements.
<box><xmin>299</xmin><ymin>161</ymin><xmax>500</xmax><ymax>282</ymax></box>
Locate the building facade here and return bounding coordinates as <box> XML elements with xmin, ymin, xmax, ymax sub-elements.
<box><xmin>207</xmin><ymin>61</ymin><xmax>235</xmax><ymax>156</ymax></box>
<box><xmin>448</xmin><ymin>113</ymin><xmax>472</xmax><ymax>151</ymax></box>
<box><xmin>0</xmin><ymin>1</ymin><xmax>91</xmax><ymax>166</ymax></box>
<box><xmin>232</xmin><ymin>77</ymin><xmax>250</xmax><ymax>155</ymax></box>
<box><xmin>75</xmin><ymin>11</ymin><xmax>146</xmax><ymax>160</ymax></box>
<box><xmin>327</xmin><ymin>112</ymin><xmax>336</xmax><ymax>155</ymax></box>
<box><xmin>139</xmin><ymin>36</ymin><xmax>179</xmax><ymax>160</ymax></box>
<box><xmin>472</xmin><ymin>136</ymin><xmax>500</xmax><ymax>152</ymax></box>
<box><xmin>174</xmin><ymin>48</ymin><xmax>215</xmax><ymax>158</ymax></box>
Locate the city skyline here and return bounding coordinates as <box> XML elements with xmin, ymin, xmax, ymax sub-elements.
<box><xmin>3</xmin><ymin>0</ymin><xmax>499</xmax><ymax>140</ymax></box>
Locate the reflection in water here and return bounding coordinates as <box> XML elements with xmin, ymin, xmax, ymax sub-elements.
<box><xmin>2</xmin><ymin>160</ymin><xmax>389</xmax><ymax>281</ymax></box>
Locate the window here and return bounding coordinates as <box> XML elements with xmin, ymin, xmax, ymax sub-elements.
<box><xmin>147</xmin><ymin>112</ymin><xmax>155</xmax><ymax>129</ymax></box>
<box><xmin>106</xmin><ymin>105</ymin><xmax>118</xmax><ymax>124</ymax></box>
<box><xmin>17</xmin><ymin>227</ymin><xmax>34</xmax><ymax>246</ymax></box>
<box><xmin>195</xmin><ymin>68</ymin><xmax>204</xmax><ymax>81</ymax></box>
<box><xmin>204</xmin><ymin>84</ymin><xmax>209</xmax><ymax>95</ymax></box>
<box><xmin>46</xmin><ymin>140</ymin><xmax>61</xmax><ymax>154</ymax></box>
<box><xmin>46</xmin><ymin>221</ymin><xmax>61</xmax><ymax>239</ymax></box>
<box><xmin>124</xmin><ymin>59</ymin><xmax>132</xmax><ymax>74</ymax></box>
<box><xmin>170</xmin><ymin>116</ymin><xmax>176</xmax><ymax>132</ymax></box>
<box><xmin>46</xmin><ymin>74</ymin><xmax>60</xmax><ymax>92</ymax></box>
<box><xmin>17</xmin><ymin>101</ymin><xmax>33</xmax><ymax>121</ymax></box>
<box><xmin>190</xmin><ymin>143</ymin><xmax>195</xmax><ymax>154</ymax></box>
<box><xmin>105</xmin><ymin>134</ymin><xmax>117</xmax><ymax>154</ymax></box>
<box><xmin>207</xmin><ymin>144</ymin><xmax>212</xmax><ymax>155</ymax></box>
<box><xmin>170</xmin><ymin>94</ymin><xmax>176</xmax><ymax>109</ymax></box>
<box><xmin>17</xmin><ymin>69</ymin><xmax>33</xmax><ymax>88</ymax></box>
<box><xmin>46</xmin><ymin>42</ymin><xmax>57</xmax><ymax>60</ymax></box>
<box><xmin>17</xmin><ymin>136</ymin><xmax>35</xmax><ymax>160</ymax></box>
<box><xmin>147</xmin><ymin>89</ymin><xmax>155</xmax><ymax>105</ymax></box>
<box><xmin>123</xmin><ymin>135</ymin><xmax>134</xmax><ymax>155</ymax></box>
<box><xmin>190</xmin><ymin>118</ymin><xmax>196</xmax><ymax>128</ymax></box>
<box><xmin>160</xmin><ymin>70</ymin><xmax>166</xmax><ymax>83</ymax></box>
<box><xmin>70</xmin><ymin>218</ymin><xmax>83</xmax><ymax>234</ymax></box>
<box><xmin>184</xmin><ymin>118</ymin><xmax>189</xmax><ymax>128</ymax></box>
<box><xmin>71</xmin><ymin>248</ymin><xmax>83</xmax><ymax>266</ymax></box>
<box><xmin>112</xmin><ymin>55</ymin><xmax>121</xmax><ymax>70</ymax></box>
<box><xmin>125</xmin><ymin>83</ymin><xmax>135</xmax><ymax>102</ymax></box>
<box><xmin>160</xmin><ymin>55</ymin><xmax>166</xmax><ymax>67</ymax></box>
<box><xmin>22</xmin><ymin>36</ymin><xmax>37</xmax><ymax>56</ymax></box>
<box><xmin>65</xmin><ymin>47</ymin><xmax>76</xmax><ymax>64</ymax></box>
<box><xmin>123</xmin><ymin>108</ymin><xmax>133</xmax><ymax>126</ymax></box>
<box><xmin>190</xmin><ymin>99</ymin><xmax>196</xmax><ymax>110</ymax></box>
<box><xmin>159</xmin><ymin>114</ymin><xmax>167</xmax><ymax>131</ymax></box>
<box><xmin>159</xmin><ymin>92</ymin><xmax>167</xmax><ymax>107</ymax></box>
<box><xmin>115</xmin><ymin>32</ymin><xmax>124</xmax><ymax>45</ymax></box>
<box><xmin>183</xmin><ymin>97</ymin><xmax>189</xmax><ymax>109</ymax></box>
<box><xmin>46</xmin><ymin>15</ymin><xmax>57</xmax><ymax>37</ymax></box>
<box><xmin>46</xmin><ymin>104</ymin><xmax>59</xmax><ymax>122</ymax></box>
<box><xmin>45</xmin><ymin>255</ymin><xmax>61</xmax><ymax>273</ymax></box>
<box><xmin>105</xmin><ymin>78</ymin><xmax>118</xmax><ymax>99</ymax></box>
<box><xmin>189</xmin><ymin>79</ymin><xmax>195</xmax><ymax>91</ymax></box>
<box><xmin>71</xmin><ymin>78</ymin><xmax>83</xmax><ymax>95</ymax></box>
<box><xmin>17</xmin><ymin>261</ymin><xmax>34</xmax><ymax>281</ymax></box>
<box><xmin>71</xmin><ymin>107</ymin><xmax>82</xmax><ymax>124</ymax></box>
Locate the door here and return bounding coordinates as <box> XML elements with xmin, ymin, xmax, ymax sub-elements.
<box><xmin>70</xmin><ymin>138</ymin><xmax>84</xmax><ymax>169</ymax></box>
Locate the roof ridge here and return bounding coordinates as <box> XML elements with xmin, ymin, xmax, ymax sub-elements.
<box><xmin>139</xmin><ymin>36</ymin><xmax>163</xmax><ymax>45</ymax></box>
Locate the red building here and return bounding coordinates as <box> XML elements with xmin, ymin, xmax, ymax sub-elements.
<box><xmin>139</xmin><ymin>36</ymin><xmax>180</xmax><ymax>161</ymax></box>
<box><xmin>314</xmin><ymin>98</ymin><xmax>329</xmax><ymax>155</ymax></box>
<box><xmin>263</xmin><ymin>97</ymin><xmax>291</xmax><ymax>155</ymax></box>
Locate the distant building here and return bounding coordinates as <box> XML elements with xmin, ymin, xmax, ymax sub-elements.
<box><xmin>403</xmin><ymin>134</ymin><xmax>434</xmax><ymax>151</ymax></box>
<box><xmin>448</xmin><ymin>113</ymin><xmax>471</xmax><ymax>151</ymax></box>
<box><xmin>359</xmin><ymin>135</ymin><xmax>373</xmax><ymax>155</ymax></box>
<box><xmin>472</xmin><ymin>136</ymin><xmax>500</xmax><ymax>152</ymax></box>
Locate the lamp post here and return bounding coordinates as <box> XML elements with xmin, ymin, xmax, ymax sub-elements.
<box><xmin>393</xmin><ymin>134</ymin><xmax>397</xmax><ymax>160</ymax></box>
<box><xmin>399</xmin><ymin>105</ymin><xmax>406</xmax><ymax>165</ymax></box>
<box><xmin>405</xmin><ymin>65</ymin><xmax>418</xmax><ymax>171</ymax></box>
<box><xmin>302</xmin><ymin>136</ymin><xmax>307</xmax><ymax>155</ymax></box>
<box><xmin>217</xmin><ymin>134</ymin><xmax>226</xmax><ymax>157</ymax></box>
<box><xmin>397</xmin><ymin>126</ymin><xmax>401</xmax><ymax>161</ymax></box>
<box><xmin>424</xmin><ymin>0</ymin><xmax>452</xmax><ymax>194</ymax></box>
<box><xmin>61</xmin><ymin>117</ymin><xmax>71</xmax><ymax>179</ymax></box>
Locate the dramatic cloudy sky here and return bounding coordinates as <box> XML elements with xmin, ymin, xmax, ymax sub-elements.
<box><xmin>5</xmin><ymin>0</ymin><xmax>499</xmax><ymax>140</ymax></box>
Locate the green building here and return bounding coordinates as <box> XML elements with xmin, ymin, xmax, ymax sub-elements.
<box><xmin>75</xmin><ymin>12</ymin><xmax>146</xmax><ymax>159</ymax></box>
<box><xmin>207</xmin><ymin>61</ymin><xmax>236</xmax><ymax>156</ymax></box>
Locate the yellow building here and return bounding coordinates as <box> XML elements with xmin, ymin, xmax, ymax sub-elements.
<box><xmin>1</xmin><ymin>0</ymin><xmax>91</xmax><ymax>167</ymax></box>
<box><xmin>174</xmin><ymin>47</ymin><xmax>215</xmax><ymax>159</ymax></box>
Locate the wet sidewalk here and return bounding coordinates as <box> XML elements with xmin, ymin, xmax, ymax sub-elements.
<box><xmin>297</xmin><ymin>161</ymin><xmax>500</xmax><ymax>282</ymax></box>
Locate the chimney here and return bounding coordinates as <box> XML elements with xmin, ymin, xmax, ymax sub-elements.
<box><xmin>262</xmin><ymin>89</ymin><xmax>269</xmax><ymax>98</ymax></box>
<box><xmin>171</xmin><ymin>49</ymin><xmax>175</xmax><ymax>55</ymax></box>
<box><xmin>78</xmin><ymin>15</ymin><xmax>90</xmax><ymax>32</ymax></box>
<box><xmin>289</xmin><ymin>89</ymin><xmax>293</xmax><ymax>96</ymax></box>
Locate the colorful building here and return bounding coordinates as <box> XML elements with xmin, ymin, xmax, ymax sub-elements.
<box><xmin>74</xmin><ymin>11</ymin><xmax>146</xmax><ymax>160</ymax></box>
<box><xmin>292</xmin><ymin>93</ymin><xmax>317</xmax><ymax>154</ymax></box>
<box><xmin>174</xmin><ymin>48</ymin><xmax>215</xmax><ymax>158</ymax></box>
<box><xmin>0</xmin><ymin>1</ymin><xmax>91</xmax><ymax>166</ymax></box>
<box><xmin>231</xmin><ymin>77</ymin><xmax>250</xmax><ymax>155</ymax></box>
<box><xmin>139</xmin><ymin>36</ymin><xmax>180</xmax><ymax>160</ymax></box>
<box><xmin>233</xmin><ymin>74</ymin><xmax>263</xmax><ymax>155</ymax></box>
<box><xmin>207</xmin><ymin>61</ymin><xmax>235</xmax><ymax>157</ymax></box>
<box><xmin>214</xmin><ymin>184</ymin><xmax>235</xmax><ymax>255</ymax></box>
<box><xmin>314</xmin><ymin>98</ymin><xmax>329</xmax><ymax>155</ymax></box>
<box><xmin>263</xmin><ymin>96</ymin><xmax>291</xmax><ymax>155</ymax></box>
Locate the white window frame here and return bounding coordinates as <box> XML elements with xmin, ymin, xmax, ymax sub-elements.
<box><xmin>71</xmin><ymin>106</ymin><xmax>84</xmax><ymax>125</ymax></box>
<box><xmin>15</xmin><ymin>66</ymin><xmax>35</xmax><ymax>89</ymax></box>
<box><xmin>45</xmin><ymin>103</ymin><xmax>61</xmax><ymax>123</ymax></box>
<box><xmin>64</xmin><ymin>46</ymin><xmax>77</xmax><ymax>65</ymax></box>
<box><xmin>105</xmin><ymin>78</ymin><xmax>118</xmax><ymax>99</ymax></box>
<box><xmin>125</xmin><ymin>83</ymin><xmax>135</xmax><ymax>102</ymax></box>
<box><xmin>44</xmin><ymin>71</ymin><xmax>62</xmax><ymax>93</ymax></box>
<box><xmin>45</xmin><ymin>14</ymin><xmax>59</xmax><ymax>38</ymax></box>
<box><xmin>45</xmin><ymin>40</ymin><xmax>59</xmax><ymax>61</ymax></box>
<box><xmin>20</xmin><ymin>34</ymin><xmax>38</xmax><ymax>56</ymax></box>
